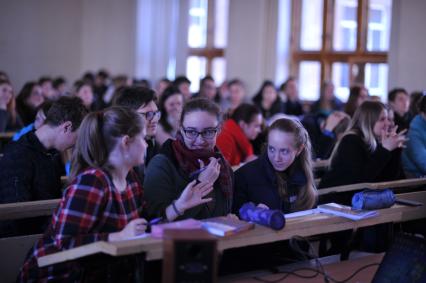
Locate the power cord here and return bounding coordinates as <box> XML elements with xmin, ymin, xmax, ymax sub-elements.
<box><xmin>252</xmin><ymin>263</ymin><xmax>380</xmax><ymax>283</ymax></box>
<box><xmin>289</xmin><ymin>235</ymin><xmax>330</xmax><ymax>283</ymax></box>
<box><xmin>252</xmin><ymin>235</ymin><xmax>380</xmax><ymax>283</ymax></box>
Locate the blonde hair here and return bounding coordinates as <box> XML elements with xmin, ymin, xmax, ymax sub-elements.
<box><xmin>330</xmin><ymin>101</ymin><xmax>385</xmax><ymax>166</ymax></box>
<box><xmin>70</xmin><ymin>106</ymin><xmax>144</xmax><ymax>180</ymax></box>
<box><xmin>268</xmin><ymin>118</ymin><xmax>317</xmax><ymax>210</ymax></box>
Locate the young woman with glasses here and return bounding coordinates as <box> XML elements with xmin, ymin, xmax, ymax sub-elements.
<box><xmin>113</xmin><ymin>86</ymin><xmax>161</xmax><ymax>167</ymax></box>
<box><xmin>143</xmin><ymin>98</ymin><xmax>234</xmax><ymax>221</ymax></box>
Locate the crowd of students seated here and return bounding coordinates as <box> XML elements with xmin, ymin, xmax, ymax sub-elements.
<box><xmin>0</xmin><ymin>68</ymin><xmax>425</xmax><ymax>281</ymax></box>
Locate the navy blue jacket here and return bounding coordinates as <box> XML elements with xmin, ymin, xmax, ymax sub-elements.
<box><xmin>0</xmin><ymin>131</ymin><xmax>65</xmax><ymax>236</ymax></box>
<box><xmin>233</xmin><ymin>153</ymin><xmax>307</xmax><ymax>214</ymax></box>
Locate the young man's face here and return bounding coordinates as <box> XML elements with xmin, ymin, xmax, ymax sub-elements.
<box><xmin>55</xmin><ymin>123</ymin><xmax>78</xmax><ymax>152</ymax></box>
<box><xmin>390</xmin><ymin>92</ymin><xmax>409</xmax><ymax>116</ymax></box>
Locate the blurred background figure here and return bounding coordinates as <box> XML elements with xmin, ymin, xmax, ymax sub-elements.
<box><xmin>156</xmin><ymin>86</ymin><xmax>184</xmax><ymax>145</ymax></box>
<box><xmin>173</xmin><ymin>76</ymin><xmax>192</xmax><ymax>100</ymax></box>
<box><xmin>0</xmin><ymin>80</ymin><xmax>22</xmax><ymax>132</ymax></box>
<box><xmin>280</xmin><ymin>77</ymin><xmax>304</xmax><ymax>116</ymax></box>
<box><xmin>16</xmin><ymin>82</ymin><xmax>45</xmax><ymax>125</ymax></box>
<box><xmin>193</xmin><ymin>75</ymin><xmax>217</xmax><ymax>100</ymax></box>
<box><xmin>311</xmin><ymin>81</ymin><xmax>344</xmax><ymax>116</ymax></box>
<box><xmin>344</xmin><ymin>85</ymin><xmax>369</xmax><ymax>117</ymax></box>
<box><xmin>52</xmin><ymin>77</ymin><xmax>67</xmax><ymax>98</ymax></box>
<box><xmin>155</xmin><ymin>77</ymin><xmax>171</xmax><ymax>97</ymax></box>
<box><xmin>227</xmin><ymin>78</ymin><xmax>246</xmax><ymax>115</ymax></box>
<box><xmin>252</xmin><ymin>80</ymin><xmax>285</xmax><ymax>122</ymax></box>
<box><xmin>38</xmin><ymin>77</ymin><xmax>57</xmax><ymax>101</ymax></box>
<box><xmin>402</xmin><ymin>95</ymin><xmax>426</xmax><ymax>177</ymax></box>
<box><xmin>388</xmin><ymin>88</ymin><xmax>410</xmax><ymax>132</ymax></box>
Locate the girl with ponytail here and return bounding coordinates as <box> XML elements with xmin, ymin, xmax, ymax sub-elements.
<box><xmin>19</xmin><ymin>107</ymin><xmax>150</xmax><ymax>282</ymax></box>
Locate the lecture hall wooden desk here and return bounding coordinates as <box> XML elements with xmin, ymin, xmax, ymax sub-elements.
<box><xmin>38</xmin><ymin>192</ymin><xmax>425</xmax><ymax>268</ymax></box>
<box><xmin>224</xmin><ymin>253</ymin><xmax>384</xmax><ymax>283</ymax></box>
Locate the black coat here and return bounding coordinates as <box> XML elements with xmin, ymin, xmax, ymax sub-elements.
<box><xmin>144</xmin><ymin>139</ymin><xmax>233</xmax><ymax>220</ymax></box>
<box><xmin>284</xmin><ymin>100</ymin><xmax>304</xmax><ymax>116</ymax></box>
<box><xmin>394</xmin><ymin>112</ymin><xmax>410</xmax><ymax>133</ymax></box>
<box><xmin>301</xmin><ymin>113</ymin><xmax>336</xmax><ymax>160</ymax></box>
<box><xmin>253</xmin><ymin>99</ymin><xmax>286</xmax><ymax>121</ymax></box>
<box><xmin>0</xmin><ymin>131</ymin><xmax>65</xmax><ymax>236</ymax></box>
<box><xmin>233</xmin><ymin>153</ymin><xmax>307</xmax><ymax>214</ymax></box>
<box><xmin>318</xmin><ymin>134</ymin><xmax>405</xmax><ymax>204</ymax></box>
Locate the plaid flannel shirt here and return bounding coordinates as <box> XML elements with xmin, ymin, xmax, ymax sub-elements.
<box><xmin>18</xmin><ymin>168</ymin><xmax>145</xmax><ymax>282</ymax></box>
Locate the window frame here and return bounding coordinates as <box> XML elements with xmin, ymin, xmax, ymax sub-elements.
<box><xmin>290</xmin><ymin>0</ymin><xmax>388</xmax><ymax>101</ymax></box>
<box><xmin>187</xmin><ymin>0</ymin><xmax>225</xmax><ymax>75</ymax></box>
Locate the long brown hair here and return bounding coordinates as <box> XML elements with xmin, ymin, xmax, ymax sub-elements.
<box><xmin>330</xmin><ymin>101</ymin><xmax>385</xmax><ymax>169</ymax></box>
<box><xmin>344</xmin><ymin>85</ymin><xmax>368</xmax><ymax>117</ymax></box>
<box><xmin>0</xmin><ymin>80</ymin><xmax>17</xmax><ymax>126</ymax></box>
<box><xmin>268</xmin><ymin>118</ymin><xmax>317</xmax><ymax>210</ymax></box>
<box><xmin>70</xmin><ymin>106</ymin><xmax>144</xmax><ymax>180</ymax></box>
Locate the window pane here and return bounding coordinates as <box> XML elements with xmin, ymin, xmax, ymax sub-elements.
<box><xmin>367</xmin><ymin>0</ymin><xmax>392</xmax><ymax>51</ymax></box>
<box><xmin>333</xmin><ymin>0</ymin><xmax>358</xmax><ymax>51</ymax></box>
<box><xmin>214</xmin><ymin>0</ymin><xmax>229</xmax><ymax>48</ymax></box>
<box><xmin>186</xmin><ymin>56</ymin><xmax>207</xmax><ymax>93</ymax></box>
<box><xmin>188</xmin><ymin>0</ymin><xmax>208</xmax><ymax>48</ymax></box>
<box><xmin>332</xmin><ymin>62</ymin><xmax>350</xmax><ymax>102</ymax></box>
<box><xmin>212</xmin><ymin>57</ymin><xmax>226</xmax><ymax>85</ymax></box>
<box><xmin>300</xmin><ymin>0</ymin><xmax>323</xmax><ymax>50</ymax></box>
<box><xmin>299</xmin><ymin>61</ymin><xmax>321</xmax><ymax>101</ymax></box>
<box><xmin>365</xmin><ymin>63</ymin><xmax>388</xmax><ymax>102</ymax></box>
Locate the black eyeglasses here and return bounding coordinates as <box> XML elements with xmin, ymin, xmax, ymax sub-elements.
<box><xmin>182</xmin><ymin>127</ymin><xmax>219</xmax><ymax>140</ymax></box>
<box><xmin>139</xmin><ymin>110</ymin><xmax>161</xmax><ymax>121</ymax></box>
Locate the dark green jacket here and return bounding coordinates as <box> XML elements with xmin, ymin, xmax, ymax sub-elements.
<box><xmin>143</xmin><ymin>140</ymin><xmax>233</xmax><ymax>220</ymax></box>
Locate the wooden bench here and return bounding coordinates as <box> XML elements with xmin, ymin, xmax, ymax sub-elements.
<box><xmin>312</xmin><ymin>159</ymin><xmax>330</xmax><ymax>169</ymax></box>
<box><xmin>0</xmin><ymin>199</ymin><xmax>60</xmax><ymax>221</ymax></box>
<box><xmin>318</xmin><ymin>177</ymin><xmax>426</xmax><ymax>195</ymax></box>
<box><xmin>0</xmin><ymin>234</ymin><xmax>42</xmax><ymax>283</ymax></box>
<box><xmin>0</xmin><ymin>197</ymin><xmax>60</xmax><ymax>282</ymax></box>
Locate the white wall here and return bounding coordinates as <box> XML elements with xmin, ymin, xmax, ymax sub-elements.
<box><xmin>80</xmin><ymin>0</ymin><xmax>136</xmax><ymax>77</ymax></box>
<box><xmin>388</xmin><ymin>0</ymin><xmax>426</xmax><ymax>93</ymax></box>
<box><xmin>0</xmin><ymin>0</ymin><xmax>137</xmax><ymax>91</ymax></box>
<box><xmin>226</xmin><ymin>0</ymin><xmax>280</xmax><ymax>97</ymax></box>
<box><xmin>0</xmin><ymin>0</ymin><xmax>83</xmax><ymax>90</ymax></box>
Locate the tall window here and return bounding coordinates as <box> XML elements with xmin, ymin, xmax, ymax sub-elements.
<box><xmin>291</xmin><ymin>0</ymin><xmax>392</xmax><ymax>102</ymax></box>
<box><xmin>186</xmin><ymin>0</ymin><xmax>229</xmax><ymax>92</ymax></box>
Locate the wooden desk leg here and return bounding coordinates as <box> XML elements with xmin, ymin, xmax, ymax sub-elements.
<box><xmin>340</xmin><ymin>228</ymin><xmax>358</xmax><ymax>261</ymax></box>
<box><xmin>79</xmin><ymin>254</ymin><xmax>143</xmax><ymax>282</ymax></box>
<box><xmin>134</xmin><ymin>253</ymin><xmax>146</xmax><ymax>283</ymax></box>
